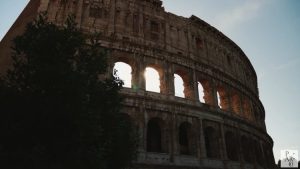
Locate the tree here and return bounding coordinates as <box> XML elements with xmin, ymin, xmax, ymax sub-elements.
<box><xmin>0</xmin><ymin>14</ymin><xmax>137</xmax><ymax>169</ymax></box>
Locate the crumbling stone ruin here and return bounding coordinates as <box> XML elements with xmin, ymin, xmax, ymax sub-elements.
<box><xmin>0</xmin><ymin>0</ymin><xmax>276</xmax><ymax>168</ymax></box>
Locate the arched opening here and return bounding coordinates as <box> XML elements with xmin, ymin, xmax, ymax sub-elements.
<box><xmin>225</xmin><ymin>131</ymin><xmax>239</xmax><ymax>161</ymax></box>
<box><xmin>174</xmin><ymin>74</ymin><xmax>185</xmax><ymax>98</ymax></box>
<box><xmin>145</xmin><ymin>67</ymin><xmax>160</xmax><ymax>93</ymax></box>
<box><xmin>232</xmin><ymin>92</ymin><xmax>241</xmax><ymax>115</ymax></box>
<box><xmin>204</xmin><ymin>127</ymin><xmax>220</xmax><ymax>158</ymax></box>
<box><xmin>147</xmin><ymin>118</ymin><xmax>162</xmax><ymax>153</ymax></box>
<box><xmin>216</xmin><ymin>87</ymin><xmax>229</xmax><ymax>110</ymax></box>
<box><xmin>179</xmin><ymin>122</ymin><xmax>192</xmax><ymax>155</ymax></box>
<box><xmin>113</xmin><ymin>62</ymin><xmax>132</xmax><ymax>88</ymax></box>
<box><xmin>243</xmin><ymin>98</ymin><xmax>252</xmax><ymax>120</ymax></box>
<box><xmin>199</xmin><ymin>79</ymin><xmax>214</xmax><ymax>105</ymax></box>
<box><xmin>241</xmin><ymin>136</ymin><xmax>248</xmax><ymax>162</ymax></box>
<box><xmin>241</xmin><ymin>136</ymin><xmax>254</xmax><ymax>163</ymax></box>
<box><xmin>198</xmin><ymin>82</ymin><xmax>205</xmax><ymax>103</ymax></box>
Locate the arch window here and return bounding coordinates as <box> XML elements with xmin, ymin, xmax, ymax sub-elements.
<box><xmin>225</xmin><ymin>131</ymin><xmax>239</xmax><ymax>161</ymax></box>
<box><xmin>198</xmin><ymin>82</ymin><xmax>205</xmax><ymax>103</ymax></box>
<box><xmin>241</xmin><ymin>136</ymin><xmax>249</xmax><ymax>162</ymax></box>
<box><xmin>216</xmin><ymin>87</ymin><xmax>229</xmax><ymax>110</ymax></box>
<box><xmin>243</xmin><ymin>98</ymin><xmax>252</xmax><ymax>120</ymax></box>
<box><xmin>241</xmin><ymin>136</ymin><xmax>255</xmax><ymax>163</ymax></box>
<box><xmin>174</xmin><ymin>74</ymin><xmax>184</xmax><ymax>98</ymax></box>
<box><xmin>232</xmin><ymin>93</ymin><xmax>242</xmax><ymax>115</ymax></box>
<box><xmin>145</xmin><ymin>67</ymin><xmax>160</xmax><ymax>93</ymax></box>
<box><xmin>147</xmin><ymin>118</ymin><xmax>162</xmax><ymax>152</ymax></box>
<box><xmin>179</xmin><ymin>122</ymin><xmax>192</xmax><ymax>155</ymax></box>
<box><xmin>113</xmin><ymin>62</ymin><xmax>132</xmax><ymax>88</ymax></box>
<box><xmin>241</xmin><ymin>136</ymin><xmax>250</xmax><ymax>162</ymax></box>
<box><xmin>204</xmin><ymin>127</ymin><xmax>220</xmax><ymax>158</ymax></box>
<box><xmin>199</xmin><ymin>79</ymin><xmax>214</xmax><ymax>105</ymax></box>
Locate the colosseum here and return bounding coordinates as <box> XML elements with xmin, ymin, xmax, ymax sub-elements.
<box><xmin>0</xmin><ymin>0</ymin><xmax>276</xmax><ymax>169</ymax></box>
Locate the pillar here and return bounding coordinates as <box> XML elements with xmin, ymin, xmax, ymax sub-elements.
<box><xmin>167</xmin><ymin>62</ymin><xmax>175</xmax><ymax>96</ymax></box>
<box><xmin>220</xmin><ymin>124</ymin><xmax>228</xmax><ymax>160</ymax></box>
<box><xmin>170</xmin><ymin>111</ymin><xmax>176</xmax><ymax>162</ymax></box>
<box><xmin>199</xmin><ymin>119</ymin><xmax>207</xmax><ymax>158</ymax></box>
<box><xmin>193</xmin><ymin>68</ymin><xmax>199</xmax><ymax>102</ymax></box>
<box><xmin>212</xmin><ymin>80</ymin><xmax>219</xmax><ymax>107</ymax></box>
<box><xmin>132</xmin><ymin>53</ymin><xmax>145</xmax><ymax>92</ymax></box>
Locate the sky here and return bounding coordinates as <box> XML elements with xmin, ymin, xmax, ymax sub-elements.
<box><xmin>1</xmin><ymin>0</ymin><xmax>299</xmax><ymax>163</ymax></box>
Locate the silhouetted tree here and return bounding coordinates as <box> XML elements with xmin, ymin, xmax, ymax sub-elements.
<box><xmin>0</xmin><ymin>14</ymin><xmax>137</xmax><ymax>169</ymax></box>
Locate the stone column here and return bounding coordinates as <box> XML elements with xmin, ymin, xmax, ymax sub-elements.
<box><xmin>199</xmin><ymin>119</ymin><xmax>207</xmax><ymax>158</ymax></box>
<box><xmin>133</xmin><ymin>54</ymin><xmax>145</xmax><ymax>92</ymax></box>
<box><xmin>138</xmin><ymin>122</ymin><xmax>145</xmax><ymax>152</ymax></box>
<box><xmin>193</xmin><ymin>68</ymin><xmax>199</xmax><ymax>102</ymax></box>
<box><xmin>143</xmin><ymin>107</ymin><xmax>148</xmax><ymax>154</ymax></box>
<box><xmin>220</xmin><ymin>124</ymin><xmax>228</xmax><ymax>160</ymax></box>
<box><xmin>170</xmin><ymin>111</ymin><xmax>176</xmax><ymax>162</ymax></box>
<box><xmin>237</xmin><ymin>129</ymin><xmax>244</xmax><ymax>168</ymax></box>
<box><xmin>182</xmin><ymin>69</ymin><xmax>196</xmax><ymax>100</ymax></box>
<box><xmin>167</xmin><ymin>62</ymin><xmax>175</xmax><ymax>96</ymax></box>
<box><xmin>202</xmin><ymin>80</ymin><xmax>214</xmax><ymax>106</ymax></box>
<box><xmin>212</xmin><ymin>80</ymin><xmax>219</xmax><ymax>107</ymax></box>
<box><xmin>160</xmin><ymin>60</ymin><xmax>168</xmax><ymax>95</ymax></box>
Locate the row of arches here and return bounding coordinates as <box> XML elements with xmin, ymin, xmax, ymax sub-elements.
<box><xmin>145</xmin><ymin>117</ymin><xmax>271</xmax><ymax>166</ymax></box>
<box><xmin>114</xmin><ymin>62</ymin><xmax>205</xmax><ymax>99</ymax></box>
<box><xmin>146</xmin><ymin>118</ymin><xmax>196</xmax><ymax>155</ymax></box>
<box><xmin>114</xmin><ymin>61</ymin><xmax>257</xmax><ymax>121</ymax></box>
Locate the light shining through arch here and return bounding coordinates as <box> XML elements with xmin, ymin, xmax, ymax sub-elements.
<box><xmin>174</xmin><ymin>74</ymin><xmax>184</xmax><ymax>98</ymax></box>
<box><xmin>145</xmin><ymin>67</ymin><xmax>160</xmax><ymax>93</ymax></box>
<box><xmin>113</xmin><ymin>62</ymin><xmax>132</xmax><ymax>88</ymax></box>
<box><xmin>198</xmin><ymin>82</ymin><xmax>205</xmax><ymax>103</ymax></box>
<box><xmin>217</xmin><ymin>91</ymin><xmax>221</xmax><ymax>108</ymax></box>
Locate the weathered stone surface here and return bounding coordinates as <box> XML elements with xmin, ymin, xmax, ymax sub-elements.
<box><xmin>0</xmin><ymin>0</ymin><xmax>276</xmax><ymax>168</ymax></box>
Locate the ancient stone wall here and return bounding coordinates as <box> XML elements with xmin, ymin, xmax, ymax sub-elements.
<box><xmin>0</xmin><ymin>0</ymin><xmax>276</xmax><ymax>168</ymax></box>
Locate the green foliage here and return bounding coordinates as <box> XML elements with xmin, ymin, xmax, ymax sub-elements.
<box><xmin>0</xmin><ymin>14</ymin><xmax>137</xmax><ymax>169</ymax></box>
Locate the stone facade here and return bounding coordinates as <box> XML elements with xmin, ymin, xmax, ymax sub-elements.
<box><xmin>0</xmin><ymin>0</ymin><xmax>276</xmax><ymax>168</ymax></box>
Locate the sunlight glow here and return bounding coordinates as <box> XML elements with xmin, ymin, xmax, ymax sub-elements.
<box><xmin>174</xmin><ymin>74</ymin><xmax>184</xmax><ymax>98</ymax></box>
<box><xmin>145</xmin><ymin>67</ymin><xmax>160</xmax><ymax>93</ymax></box>
<box><xmin>113</xmin><ymin>62</ymin><xmax>132</xmax><ymax>88</ymax></box>
<box><xmin>217</xmin><ymin>91</ymin><xmax>221</xmax><ymax>108</ymax></box>
<box><xmin>198</xmin><ymin>82</ymin><xmax>205</xmax><ymax>103</ymax></box>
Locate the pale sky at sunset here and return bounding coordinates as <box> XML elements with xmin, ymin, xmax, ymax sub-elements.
<box><xmin>1</xmin><ymin>0</ymin><xmax>299</xmax><ymax>162</ymax></box>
